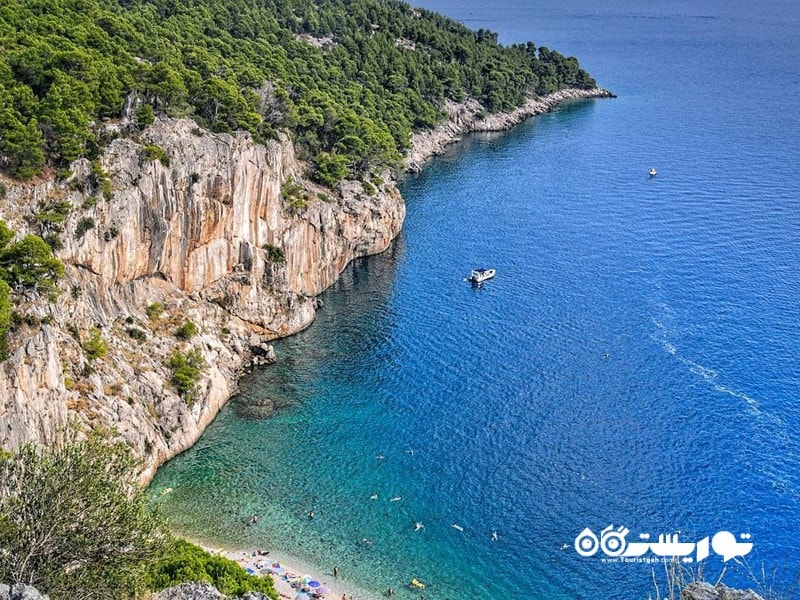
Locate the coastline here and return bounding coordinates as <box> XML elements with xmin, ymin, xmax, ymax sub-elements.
<box><xmin>405</xmin><ymin>86</ymin><xmax>615</xmax><ymax>172</ymax></box>
<box><xmin>190</xmin><ymin>538</ymin><xmax>380</xmax><ymax>600</ymax></box>
<box><xmin>158</xmin><ymin>86</ymin><xmax>615</xmax><ymax>599</ymax></box>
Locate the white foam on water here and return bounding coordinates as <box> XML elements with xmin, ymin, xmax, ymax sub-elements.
<box><xmin>650</xmin><ymin>305</ymin><xmax>800</xmax><ymax>499</ymax></box>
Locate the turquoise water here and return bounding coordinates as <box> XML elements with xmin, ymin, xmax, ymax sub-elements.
<box><xmin>151</xmin><ymin>1</ymin><xmax>800</xmax><ymax>598</ymax></box>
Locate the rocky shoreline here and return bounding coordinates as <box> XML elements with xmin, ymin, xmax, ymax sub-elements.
<box><xmin>405</xmin><ymin>86</ymin><xmax>615</xmax><ymax>172</ymax></box>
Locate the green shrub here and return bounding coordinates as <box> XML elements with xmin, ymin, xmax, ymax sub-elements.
<box><xmin>82</xmin><ymin>327</ymin><xmax>107</xmax><ymax>361</ymax></box>
<box><xmin>43</xmin><ymin>233</ymin><xmax>63</xmax><ymax>251</ymax></box>
<box><xmin>168</xmin><ymin>349</ymin><xmax>206</xmax><ymax>403</ymax></box>
<box><xmin>0</xmin><ymin>227</ymin><xmax>64</xmax><ymax>294</ymax></box>
<box><xmin>104</xmin><ymin>225</ymin><xmax>120</xmax><ymax>241</ymax></box>
<box><xmin>35</xmin><ymin>200</ymin><xmax>72</xmax><ymax>225</ymax></box>
<box><xmin>280</xmin><ymin>177</ymin><xmax>307</xmax><ymax>210</ymax></box>
<box><xmin>175</xmin><ymin>319</ymin><xmax>198</xmax><ymax>340</ymax></box>
<box><xmin>361</xmin><ymin>179</ymin><xmax>376</xmax><ymax>196</ymax></box>
<box><xmin>127</xmin><ymin>327</ymin><xmax>147</xmax><ymax>342</ymax></box>
<box><xmin>0</xmin><ymin>429</ymin><xmax>168</xmax><ymax>598</ymax></box>
<box><xmin>144</xmin><ymin>539</ymin><xmax>278</xmax><ymax>599</ymax></box>
<box><xmin>135</xmin><ymin>103</ymin><xmax>155</xmax><ymax>126</ymax></box>
<box><xmin>0</xmin><ymin>280</ymin><xmax>11</xmax><ymax>359</ymax></box>
<box><xmin>146</xmin><ymin>302</ymin><xmax>165</xmax><ymax>320</ymax></box>
<box><xmin>312</xmin><ymin>152</ymin><xmax>350</xmax><ymax>187</ymax></box>
<box><xmin>0</xmin><ymin>182</ymin><xmax>6</xmax><ymax>199</ymax></box>
<box><xmin>82</xmin><ymin>196</ymin><xmax>99</xmax><ymax>208</ymax></box>
<box><xmin>142</xmin><ymin>144</ymin><xmax>170</xmax><ymax>166</ymax></box>
<box><xmin>75</xmin><ymin>216</ymin><xmax>95</xmax><ymax>239</ymax></box>
<box><xmin>262</xmin><ymin>243</ymin><xmax>286</xmax><ymax>264</ymax></box>
<box><xmin>90</xmin><ymin>160</ymin><xmax>112</xmax><ymax>200</ymax></box>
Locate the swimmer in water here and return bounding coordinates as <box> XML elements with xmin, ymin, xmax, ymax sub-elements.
<box><xmin>492</xmin><ymin>531</ymin><xmax>498</xmax><ymax>542</ymax></box>
<box><xmin>414</xmin><ymin>522</ymin><xmax>424</xmax><ymax>531</ymax></box>
<box><xmin>376</xmin><ymin>454</ymin><xmax>385</xmax><ymax>460</ymax></box>
<box><xmin>370</xmin><ymin>493</ymin><xmax>378</xmax><ymax>500</ymax></box>
<box><xmin>390</xmin><ymin>496</ymin><xmax>402</xmax><ymax>502</ymax></box>
<box><xmin>405</xmin><ymin>449</ymin><xmax>414</xmax><ymax>456</ymax></box>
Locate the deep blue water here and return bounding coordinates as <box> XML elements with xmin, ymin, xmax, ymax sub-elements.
<box><xmin>151</xmin><ymin>1</ymin><xmax>800</xmax><ymax>598</ymax></box>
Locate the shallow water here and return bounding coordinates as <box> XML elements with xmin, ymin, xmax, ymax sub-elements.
<box><xmin>151</xmin><ymin>1</ymin><xmax>800</xmax><ymax>598</ymax></box>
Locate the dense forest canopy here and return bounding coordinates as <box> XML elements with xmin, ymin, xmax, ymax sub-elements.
<box><xmin>0</xmin><ymin>0</ymin><xmax>596</xmax><ymax>181</ymax></box>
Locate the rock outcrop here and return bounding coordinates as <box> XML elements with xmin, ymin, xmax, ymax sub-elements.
<box><xmin>0</xmin><ymin>118</ymin><xmax>404</xmax><ymax>481</ymax></box>
<box><xmin>0</xmin><ymin>585</ymin><xmax>50</xmax><ymax>600</ymax></box>
<box><xmin>155</xmin><ymin>582</ymin><xmax>273</xmax><ymax>600</ymax></box>
<box><xmin>682</xmin><ymin>582</ymin><xmax>764</xmax><ymax>600</ymax></box>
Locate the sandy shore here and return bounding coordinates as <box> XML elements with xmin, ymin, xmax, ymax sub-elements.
<box><xmin>198</xmin><ymin>541</ymin><xmax>381</xmax><ymax>600</ymax></box>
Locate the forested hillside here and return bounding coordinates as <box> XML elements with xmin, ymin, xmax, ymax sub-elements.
<box><xmin>0</xmin><ymin>0</ymin><xmax>596</xmax><ymax>182</ymax></box>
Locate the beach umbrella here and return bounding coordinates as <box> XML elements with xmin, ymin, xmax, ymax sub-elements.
<box><xmin>308</xmin><ymin>580</ymin><xmax>321</xmax><ymax>588</ymax></box>
<box><xmin>268</xmin><ymin>566</ymin><xmax>286</xmax><ymax>576</ymax></box>
<box><xmin>301</xmin><ymin>575</ymin><xmax>313</xmax><ymax>584</ymax></box>
<box><xmin>315</xmin><ymin>586</ymin><xmax>332</xmax><ymax>595</ymax></box>
<box><xmin>272</xmin><ymin>561</ymin><xmax>284</xmax><ymax>568</ymax></box>
<box><xmin>245</xmin><ymin>567</ymin><xmax>256</xmax><ymax>574</ymax></box>
<box><xmin>294</xmin><ymin>594</ymin><xmax>310</xmax><ymax>600</ymax></box>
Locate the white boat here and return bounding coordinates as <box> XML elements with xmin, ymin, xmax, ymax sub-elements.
<box><xmin>649</xmin><ymin>168</ymin><xmax>657</xmax><ymax>177</ymax></box>
<box><xmin>469</xmin><ymin>268</ymin><xmax>495</xmax><ymax>283</ymax></box>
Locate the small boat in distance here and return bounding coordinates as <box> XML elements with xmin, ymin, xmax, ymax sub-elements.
<box><xmin>469</xmin><ymin>268</ymin><xmax>496</xmax><ymax>283</ymax></box>
<box><xmin>649</xmin><ymin>168</ymin><xmax>657</xmax><ymax>177</ymax></box>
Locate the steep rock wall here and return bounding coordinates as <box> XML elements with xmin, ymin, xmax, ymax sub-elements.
<box><xmin>0</xmin><ymin>119</ymin><xmax>404</xmax><ymax>480</ymax></box>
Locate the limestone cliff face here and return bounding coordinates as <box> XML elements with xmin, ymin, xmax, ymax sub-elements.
<box><xmin>0</xmin><ymin>87</ymin><xmax>610</xmax><ymax>481</ymax></box>
<box><xmin>0</xmin><ymin>118</ymin><xmax>404</xmax><ymax>480</ymax></box>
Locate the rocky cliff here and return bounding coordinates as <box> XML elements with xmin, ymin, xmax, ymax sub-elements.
<box><xmin>0</xmin><ymin>118</ymin><xmax>404</xmax><ymax>481</ymax></box>
<box><xmin>0</xmin><ymin>87</ymin><xmax>611</xmax><ymax>481</ymax></box>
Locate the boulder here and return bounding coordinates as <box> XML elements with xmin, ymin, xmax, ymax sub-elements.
<box><xmin>0</xmin><ymin>585</ymin><xmax>50</xmax><ymax>600</ymax></box>
<box><xmin>682</xmin><ymin>582</ymin><xmax>764</xmax><ymax>600</ymax></box>
<box><xmin>156</xmin><ymin>582</ymin><xmax>225</xmax><ymax>600</ymax></box>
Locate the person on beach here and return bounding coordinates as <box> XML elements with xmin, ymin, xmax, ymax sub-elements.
<box><xmin>387</xmin><ymin>587</ymin><xmax>394</xmax><ymax>596</ymax></box>
<box><xmin>333</xmin><ymin>565</ymin><xmax>339</xmax><ymax>578</ymax></box>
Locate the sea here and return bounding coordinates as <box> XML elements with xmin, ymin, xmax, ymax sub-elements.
<box><xmin>150</xmin><ymin>1</ymin><xmax>800</xmax><ymax>598</ymax></box>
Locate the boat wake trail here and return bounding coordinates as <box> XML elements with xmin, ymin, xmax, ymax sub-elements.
<box><xmin>650</xmin><ymin>307</ymin><xmax>799</xmax><ymax>498</ymax></box>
